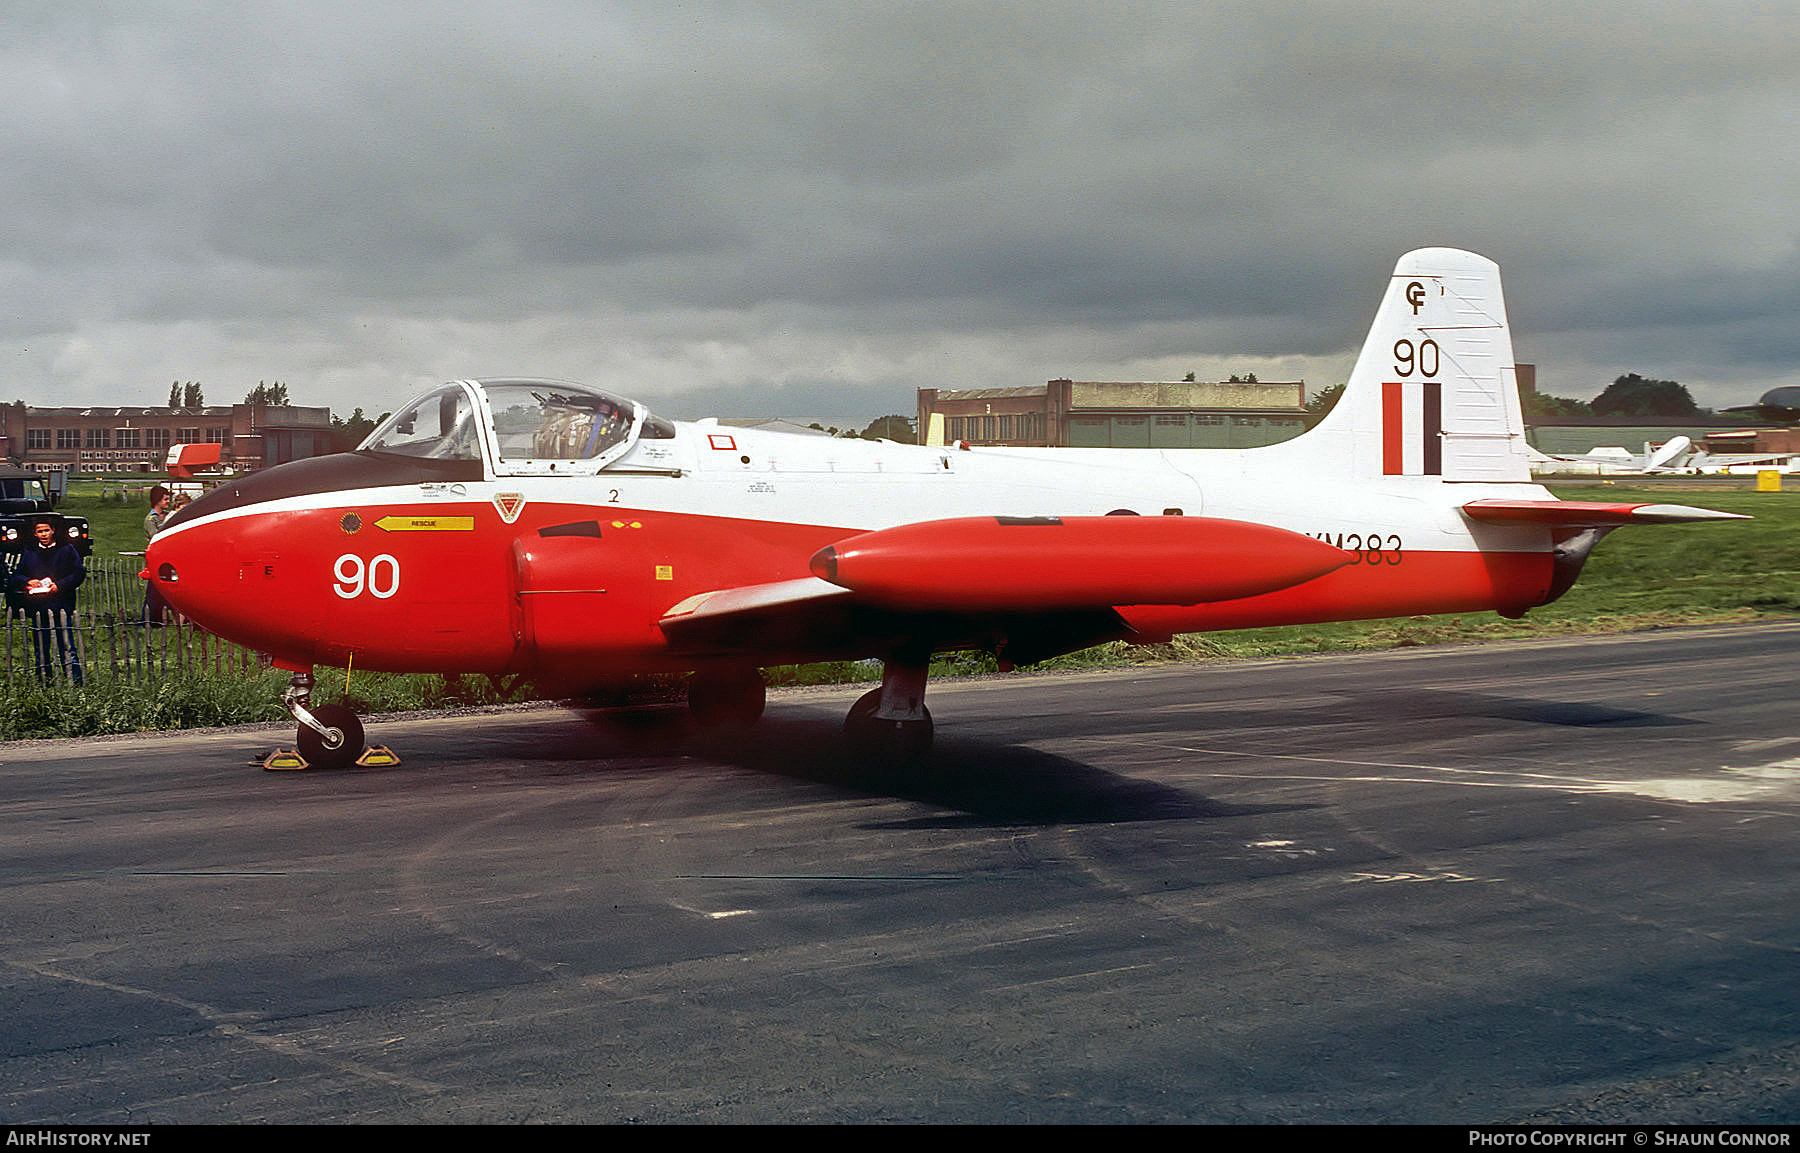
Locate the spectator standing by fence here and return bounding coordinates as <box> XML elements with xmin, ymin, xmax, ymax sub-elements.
<box><xmin>12</xmin><ymin>517</ymin><xmax>85</xmax><ymax>685</ymax></box>
<box><xmin>143</xmin><ymin>485</ymin><xmax>169</xmax><ymax>626</ymax></box>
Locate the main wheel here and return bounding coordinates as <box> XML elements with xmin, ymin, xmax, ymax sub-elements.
<box><xmin>688</xmin><ymin>668</ymin><xmax>766</xmax><ymax>729</ymax></box>
<box><xmin>296</xmin><ymin>704</ymin><xmax>365</xmax><ymax>770</ymax></box>
<box><xmin>844</xmin><ymin>688</ymin><xmax>934</xmax><ymax>764</ymax></box>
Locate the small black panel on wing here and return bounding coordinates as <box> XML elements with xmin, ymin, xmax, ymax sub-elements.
<box><xmin>539</xmin><ymin>520</ymin><xmax>605</xmax><ymax>539</ymax></box>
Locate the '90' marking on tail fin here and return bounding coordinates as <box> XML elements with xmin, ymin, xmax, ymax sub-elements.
<box><xmin>1382</xmin><ymin>381</ymin><xmax>1443</xmax><ymax>476</ymax></box>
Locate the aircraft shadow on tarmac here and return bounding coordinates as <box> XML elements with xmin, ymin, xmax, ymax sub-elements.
<box><xmin>1341</xmin><ymin>688</ymin><xmax>1701</xmax><ymax>729</ymax></box>
<box><xmin>495</xmin><ymin>680</ymin><xmax>1699</xmax><ymax>824</ymax></box>
<box><xmin>354</xmin><ymin>677</ymin><xmax>1700</xmax><ymax>826</ymax></box>
<box><xmin>563</xmin><ymin>705</ymin><xmax>1297</xmax><ymax>827</ymax></box>
<box><xmin>1032</xmin><ymin>689</ymin><xmax>1701</xmax><ymax>737</ymax></box>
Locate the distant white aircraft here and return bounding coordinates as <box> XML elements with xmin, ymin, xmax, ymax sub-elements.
<box><xmin>1528</xmin><ymin>436</ymin><xmax>1694</xmax><ymax>476</ymax></box>
<box><xmin>1680</xmin><ymin>446</ymin><xmax>1800</xmax><ymax>476</ymax></box>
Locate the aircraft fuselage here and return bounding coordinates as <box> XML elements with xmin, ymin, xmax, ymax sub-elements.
<box><xmin>149</xmin><ymin>418</ymin><xmax>1560</xmax><ymax>685</ymax></box>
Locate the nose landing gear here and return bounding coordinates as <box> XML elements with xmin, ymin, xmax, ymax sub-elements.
<box><xmin>297</xmin><ymin>704</ymin><xmax>366</xmax><ymax>769</ymax></box>
<box><xmin>282</xmin><ymin>670</ymin><xmax>368</xmax><ymax>770</ymax></box>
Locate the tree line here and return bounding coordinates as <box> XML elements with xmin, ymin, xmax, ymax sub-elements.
<box><xmin>160</xmin><ymin>379</ymin><xmax>382</xmax><ymax>452</ymax></box>
<box><xmin>1522</xmin><ymin>373</ymin><xmax>1707</xmax><ymax>421</ymax></box>
<box><xmin>1308</xmin><ymin>373</ymin><xmax>1715</xmax><ymax>421</ymax></box>
<box><xmin>163</xmin><ymin>380</ymin><xmax>288</xmax><ymax>409</ymax></box>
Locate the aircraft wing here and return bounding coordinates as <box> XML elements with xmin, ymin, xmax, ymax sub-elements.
<box><xmin>1461</xmin><ymin>499</ymin><xmax>1749</xmax><ymax>526</ymax></box>
<box><xmin>659</xmin><ymin>577</ymin><xmax>859</xmax><ymax>656</ymax></box>
<box><xmin>658</xmin><ymin>574</ymin><xmax>1133</xmax><ymax>665</ymax></box>
<box><xmin>659</xmin><ymin>515</ymin><xmax>1352</xmax><ymax>664</ymax></box>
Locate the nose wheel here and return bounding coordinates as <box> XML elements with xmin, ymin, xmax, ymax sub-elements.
<box><xmin>296</xmin><ymin>704</ymin><xmax>366</xmax><ymax>770</ymax></box>
<box><xmin>283</xmin><ymin>671</ymin><xmax>367</xmax><ymax>770</ymax></box>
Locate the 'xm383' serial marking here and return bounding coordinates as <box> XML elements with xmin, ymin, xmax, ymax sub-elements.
<box><xmin>1308</xmin><ymin>532</ymin><xmax>1403</xmax><ymax>565</ymax></box>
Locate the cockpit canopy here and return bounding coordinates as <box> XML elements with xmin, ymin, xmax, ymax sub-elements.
<box><xmin>361</xmin><ymin>379</ymin><xmax>673</xmax><ymax>476</ymax></box>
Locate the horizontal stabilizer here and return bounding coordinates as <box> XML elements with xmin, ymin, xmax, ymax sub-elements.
<box><xmin>1462</xmin><ymin>499</ymin><xmax>1749</xmax><ymax>526</ymax></box>
<box><xmin>809</xmin><ymin>515</ymin><xmax>1351</xmax><ymax>611</ymax></box>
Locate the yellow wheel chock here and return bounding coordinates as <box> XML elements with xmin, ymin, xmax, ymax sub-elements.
<box><xmin>257</xmin><ymin>745</ymin><xmax>399</xmax><ymax>771</ymax></box>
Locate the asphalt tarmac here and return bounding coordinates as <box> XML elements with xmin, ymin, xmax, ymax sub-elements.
<box><xmin>3</xmin><ymin>623</ymin><xmax>1799</xmax><ymax>1124</ymax></box>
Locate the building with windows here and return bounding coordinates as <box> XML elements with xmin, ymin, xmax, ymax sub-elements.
<box><xmin>917</xmin><ymin>378</ymin><xmax>1311</xmax><ymax>449</ymax></box>
<box><xmin>0</xmin><ymin>402</ymin><xmax>334</xmax><ymax>474</ymax></box>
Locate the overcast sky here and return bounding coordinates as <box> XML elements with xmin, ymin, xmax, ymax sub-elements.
<box><xmin>5</xmin><ymin>1</ymin><xmax>1798</xmax><ymax>425</ymax></box>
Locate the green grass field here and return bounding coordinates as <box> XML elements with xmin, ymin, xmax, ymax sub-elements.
<box><xmin>1545</xmin><ymin>485</ymin><xmax>1800</xmax><ymax>619</ymax></box>
<box><xmin>61</xmin><ymin>478</ymin><xmax>164</xmax><ymax>558</ymax></box>
<box><xmin>10</xmin><ymin>477</ymin><xmax>1789</xmax><ymax>739</ymax></box>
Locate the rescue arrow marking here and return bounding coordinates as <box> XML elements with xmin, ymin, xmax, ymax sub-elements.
<box><xmin>375</xmin><ymin>515</ymin><xmax>474</xmax><ymax>532</ymax></box>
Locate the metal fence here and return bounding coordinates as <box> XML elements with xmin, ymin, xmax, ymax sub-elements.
<box><xmin>3</xmin><ymin>555</ymin><xmax>264</xmax><ymax>687</ymax></box>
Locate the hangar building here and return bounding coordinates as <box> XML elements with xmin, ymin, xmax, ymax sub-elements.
<box><xmin>0</xmin><ymin>401</ymin><xmax>334</xmax><ymax>474</ymax></box>
<box><xmin>917</xmin><ymin>378</ymin><xmax>1311</xmax><ymax>449</ymax></box>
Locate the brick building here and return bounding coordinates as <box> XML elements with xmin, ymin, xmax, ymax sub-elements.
<box><xmin>0</xmin><ymin>402</ymin><xmax>334</xmax><ymax>474</ymax></box>
<box><xmin>917</xmin><ymin>378</ymin><xmax>1311</xmax><ymax>449</ymax></box>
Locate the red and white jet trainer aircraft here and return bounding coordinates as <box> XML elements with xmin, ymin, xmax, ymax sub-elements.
<box><xmin>146</xmin><ymin>248</ymin><xmax>1744</xmax><ymax>767</ymax></box>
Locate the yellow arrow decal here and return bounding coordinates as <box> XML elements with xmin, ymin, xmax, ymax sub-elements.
<box><xmin>375</xmin><ymin>515</ymin><xmax>475</xmax><ymax>532</ymax></box>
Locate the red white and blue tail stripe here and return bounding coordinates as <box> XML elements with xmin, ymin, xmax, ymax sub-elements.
<box><xmin>1381</xmin><ymin>380</ymin><xmax>1443</xmax><ymax>476</ymax></box>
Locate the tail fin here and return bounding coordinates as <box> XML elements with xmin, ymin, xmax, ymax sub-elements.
<box><xmin>1318</xmin><ymin>248</ymin><xmax>1530</xmax><ymax>482</ymax></box>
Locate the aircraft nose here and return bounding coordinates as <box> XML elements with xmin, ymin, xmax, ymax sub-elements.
<box><xmin>146</xmin><ymin>519</ymin><xmax>250</xmax><ymax>637</ymax></box>
<box><xmin>143</xmin><ymin>505</ymin><xmax>327</xmax><ymax>668</ymax></box>
<box><xmin>146</xmin><ymin>526</ymin><xmax>206</xmax><ymax>615</ymax></box>
<box><xmin>144</xmin><ymin>539</ymin><xmax>177</xmax><ymax>596</ymax></box>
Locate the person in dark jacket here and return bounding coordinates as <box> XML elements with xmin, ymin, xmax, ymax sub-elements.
<box><xmin>13</xmin><ymin>518</ymin><xmax>85</xmax><ymax>685</ymax></box>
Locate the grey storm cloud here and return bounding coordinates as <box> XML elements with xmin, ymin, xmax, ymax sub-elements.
<box><xmin>3</xmin><ymin>1</ymin><xmax>1799</xmax><ymax>422</ymax></box>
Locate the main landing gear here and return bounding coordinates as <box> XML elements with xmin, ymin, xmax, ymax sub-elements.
<box><xmin>283</xmin><ymin>670</ymin><xmax>366</xmax><ymax>770</ymax></box>
<box><xmin>842</xmin><ymin>655</ymin><xmax>934</xmax><ymax>765</ymax></box>
<box><xmin>685</xmin><ymin>657</ymin><xmax>937</xmax><ymax>765</ymax></box>
<box><xmin>686</xmin><ymin>667</ymin><xmax>767</xmax><ymax>729</ymax></box>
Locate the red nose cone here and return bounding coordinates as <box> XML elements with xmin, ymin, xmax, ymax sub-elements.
<box><xmin>808</xmin><ymin>544</ymin><xmax>839</xmax><ymax>584</ymax></box>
